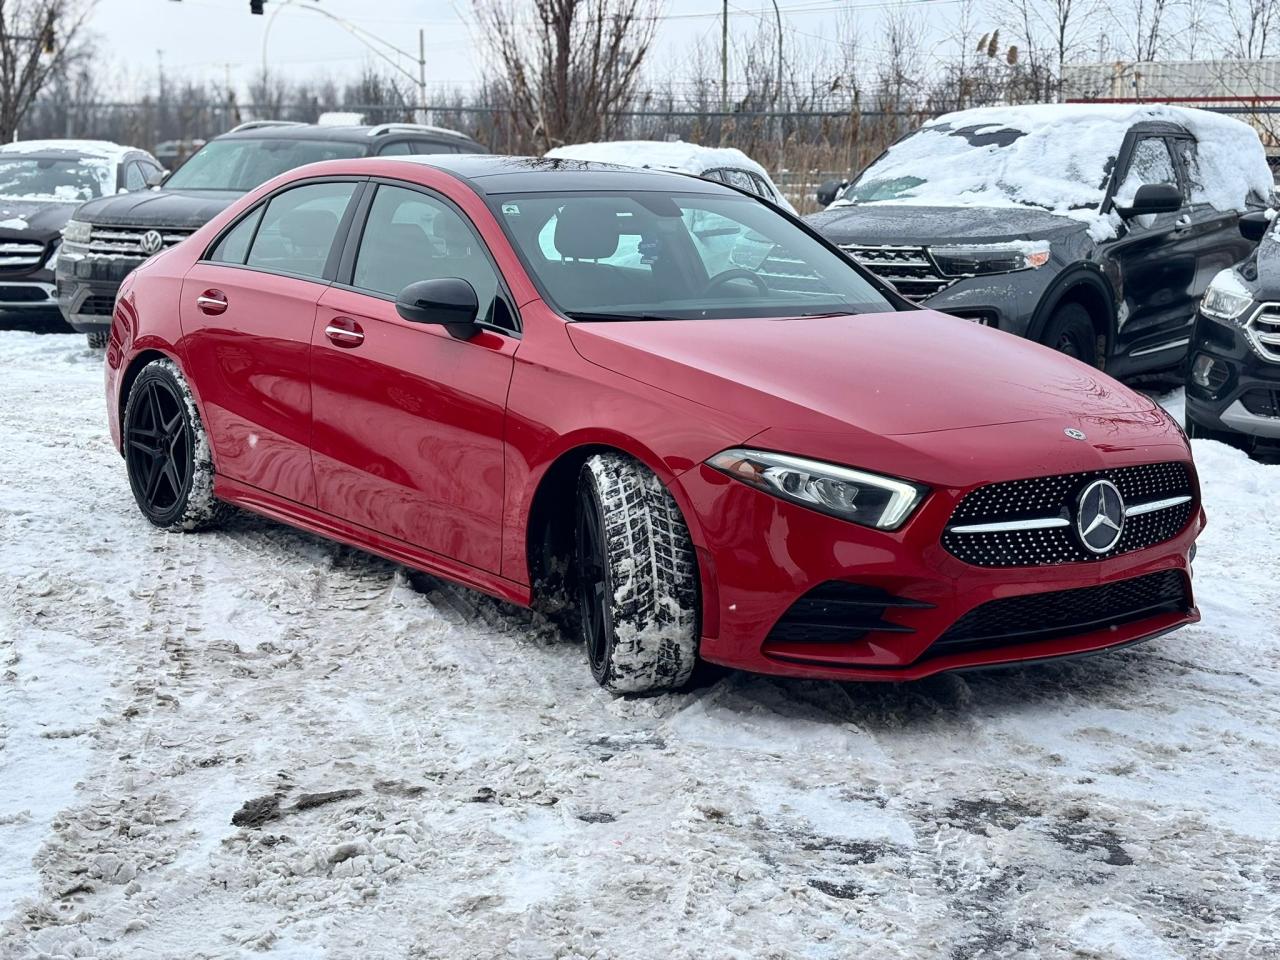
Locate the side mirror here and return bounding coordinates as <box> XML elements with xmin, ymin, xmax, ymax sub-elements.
<box><xmin>1239</xmin><ymin>210</ymin><xmax>1272</xmax><ymax>243</ymax></box>
<box><xmin>145</xmin><ymin>169</ymin><xmax>169</xmax><ymax>189</ymax></box>
<box><xmin>1117</xmin><ymin>182</ymin><xmax>1182</xmax><ymax>217</ymax></box>
<box><xmin>395</xmin><ymin>277</ymin><xmax>480</xmax><ymax>339</ymax></box>
<box><xmin>816</xmin><ymin>178</ymin><xmax>847</xmax><ymax>207</ymax></box>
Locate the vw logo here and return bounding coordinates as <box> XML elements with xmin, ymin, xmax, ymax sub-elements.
<box><xmin>139</xmin><ymin>230</ymin><xmax>164</xmax><ymax>255</ymax></box>
<box><xmin>1076</xmin><ymin>479</ymin><xmax>1125</xmax><ymax>554</ymax></box>
<box><xmin>1064</xmin><ymin>427</ymin><xmax>1087</xmax><ymax>441</ymax></box>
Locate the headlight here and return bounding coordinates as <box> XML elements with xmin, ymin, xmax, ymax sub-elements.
<box><xmin>44</xmin><ymin>239</ymin><xmax>60</xmax><ymax>270</ymax></box>
<box><xmin>707</xmin><ymin>448</ymin><xmax>927</xmax><ymax>530</ymax></box>
<box><xmin>62</xmin><ymin>219</ymin><xmax>91</xmax><ymax>244</ymax></box>
<box><xmin>1200</xmin><ymin>269</ymin><xmax>1253</xmax><ymax>324</ymax></box>
<box><xmin>928</xmin><ymin>243</ymin><xmax>1051</xmax><ymax>277</ymax></box>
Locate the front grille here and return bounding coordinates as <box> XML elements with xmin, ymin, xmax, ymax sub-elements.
<box><xmin>928</xmin><ymin>569</ymin><xmax>1188</xmax><ymax>656</ymax></box>
<box><xmin>1246</xmin><ymin>303</ymin><xmax>1280</xmax><ymax>362</ymax></box>
<box><xmin>943</xmin><ymin>462</ymin><xmax>1194</xmax><ymax>567</ymax></box>
<box><xmin>0</xmin><ymin>239</ymin><xmax>46</xmax><ymax>269</ymax></box>
<box><xmin>0</xmin><ymin>284</ymin><xmax>52</xmax><ymax>302</ymax></box>
<box><xmin>766</xmin><ymin>581</ymin><xmax>933</xmax><ymax>644</ymax></box>
<box><xmin>839</xmin><ymin>244</ymin><xmax>953</xmax><ymax>300</ymax></box>
<box><xmin>78</xmin><ymin>294</ymin><xmax>117</xmax><ymax>316</ymax></box>
<box><xmin>1241</xmin><ymin>387</ymin><xmax>1280</xmax><ymax>419</ymax></box>
<box><xmin>69</xmin><ymin>225</ymin><xmax>194</xmax><ymax>260</ymax></box>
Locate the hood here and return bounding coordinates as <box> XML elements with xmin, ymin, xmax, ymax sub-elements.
<box><xmin>0</xmin><ymin>198</ymin><xmax>79</xmax><ymax>239</ymax></box>
<box><xmin>72</xmin><ymin>188</ymin><xmax>242</xmax><ymax>228</ymax></box>
<box><xmin>566</xmin><ymin>310</ymin><xmax>1153</xmax><ymax>440</ymax></box>
<box><xmin>806</xmin><ymin>203</ymin><xmax>1086</xmax><ymax>246</ymax></box>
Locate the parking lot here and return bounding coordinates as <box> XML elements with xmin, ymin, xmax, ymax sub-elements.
<box><xmin>2</xmin><ymin>328</ymin><xmax>1277</xmax><ymax>958</ymax></box>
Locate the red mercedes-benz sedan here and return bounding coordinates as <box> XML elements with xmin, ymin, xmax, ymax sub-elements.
<box><xmin>104</xmin><ymin>154</ymin><xmax>1203</xmax><ymax>694</ymax></box>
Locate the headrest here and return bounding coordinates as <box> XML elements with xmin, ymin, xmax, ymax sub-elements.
<box><xmin>553</xmin><ymin>202</ymin><xmax>620</xmax><ymax>260</ymax></box>
<box><xmin>281</xmin><ymin>208</ymin><xmax>339</xmax><ymax>246</ymax></box>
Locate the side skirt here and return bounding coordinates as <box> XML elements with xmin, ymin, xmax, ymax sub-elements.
<box><xmin>214</xmin><ymin>476</ymin><xmax>533</xmax><ymax>608</ymax></box>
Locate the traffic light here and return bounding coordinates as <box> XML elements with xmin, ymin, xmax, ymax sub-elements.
<box><xmin>250</xmin><ymin>0</ymin><xmax>265</xmax><ymax>12</ymax></box>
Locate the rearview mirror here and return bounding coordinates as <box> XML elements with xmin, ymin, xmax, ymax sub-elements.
<box><xmin>1239</xmin><ymin>210</ymin><xmax>1272</xmax><ymax>243</ymax></box>
<box><xmin>816</xmin><ymin>178</ymin><xmax>847</xmax><ymax>207</ymax></box>
<box><xmin>396</xmin><ymin>277</ymin><xmax>480</xmax><ymax>339</ymax></box>
<box><xmin>1117</xmin><ymin>182</ymin><xmax>1182</xmax><ymax>217</ymax></box>
<box><xmin>145</xmin><ymin>169</ymin><xmax>169</xmax><ymax>189</ymax></box>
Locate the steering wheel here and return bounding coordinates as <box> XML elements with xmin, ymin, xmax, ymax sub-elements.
<box><xmin>704</xmin><ymin>268</ymin><xmax>769</xmax><ymax>296</ymax></box>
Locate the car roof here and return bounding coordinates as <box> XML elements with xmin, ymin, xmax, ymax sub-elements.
<box><xmin>215</xmin><ymin>122</ymin><xmax>478</xmax><ymax>146</ymax></box>
<box><xmin>379</xmin><ymin>154</ymin><xmax>738</xmax><ymax>195</ymax></box>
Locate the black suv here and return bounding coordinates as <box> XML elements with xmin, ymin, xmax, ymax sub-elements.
<box><xmin>57</xmin><ymin>120</ymin><xmax>485</xmax><ymax>345</ymax></box>
<box><xmin>807</xmin><ymin>105</ymin><xmax>1270</xmax><ymax>375</ymax></box>
<box><xmin>1185</xmin><ymin>211</ymin><xmax>1280</xmax><ymax>456</ymax></box>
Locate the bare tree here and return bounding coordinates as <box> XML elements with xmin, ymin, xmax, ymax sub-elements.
<box><xmin>1220</xmin><ymin>0</ymin><xmax>1280</xmax><ymax>58</ymax></box>
<box><xmin>474</xmin><ymin>0</ymin><xmax>659</xmax><ymax>152</ymax></box>
<box><xmin>0</xmin><ymin>0</ymin><xmax>93</xmax><ymax>140</ymax></box>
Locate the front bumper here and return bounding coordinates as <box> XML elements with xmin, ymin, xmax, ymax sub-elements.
<box><xmin>1185</xmin><ymin>311</ymin><xmax>1280</xmax><ymax>441</ymax></box>
<box><xmin>55</xmin><ymin>252</ymin><xmax>139</xmax><ymax>334</ymax></box>
<box><xmin>0</xmin><ymin>265</ymin><xmax>63</xmax><ymax>318</ymax></box>
<box><xmin>677</xmin><ymin>454</ymin><xmax>1202</xmax><ymax>683</ymax></box>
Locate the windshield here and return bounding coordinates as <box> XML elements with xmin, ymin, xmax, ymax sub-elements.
<box><xmin>165</xmin><ymin>138</ymin><xmax>366</xmax><ymax>192</ymax></box>
<box><xmin>0</xmin><ymin>157</ymin><xmax>112</xmax><ymax>201</ymax></box>
<box><xmin>837</xmin><ymin>109</ymin><xmax>1124</xmax><ymax>211</ymax></box>
<box><xmin>493</xmin><ymin>190</ymin><xmax>895</xmax><ymax>320</ymax></box>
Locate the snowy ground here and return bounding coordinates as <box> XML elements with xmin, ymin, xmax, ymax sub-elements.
<box><xmin>1</xmin><ymin>331</ymin><xmax>1278</xmax><ymax>960</ymax></box>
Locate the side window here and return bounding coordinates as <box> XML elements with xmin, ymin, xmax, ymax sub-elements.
<box><xmin>352</xmin><ymin>184</ymin><xmax>513</xmax><ymax>330</ymax></box>
<box><xmin>1115</xmin><ymin>137</ymin><xmax>1178</xmax><ymax>206</ymax></box>
<box><xmin>1171</xmin><ymin>138</ymin><xmax>1203</xmax><ymax>203</ymax></box>
<box><xmin>208</xmin><ymin>206</ymin><xmax>264</xmax><ymax>264</ymax></box>
<box><xmin>378</xmin><ymin>141</ymin><xmax>413</xmax><ymax>156</ymax></box>
<box><xmin>245</xmin><ymin>181</ymin><xmax>356</xmax><ymax>280</ymax></box>
<box><xmin>124</xmin><ymin>162</ymin><xmax>146</xmax><ymax>192</ymax></box>
<box><xmin>749</xmin><ymin>172</ymin><xmax>777</xmax><ymax>202</ymax></box>
<box><xmin>412</xmin><ymin>140</ymin><xmax>456</xmax><ymax>155</ymax></box>
<box><xmin>721</xmin><ymin>168</ymin><xmax>757</xmax><ymax>193</ymax></box>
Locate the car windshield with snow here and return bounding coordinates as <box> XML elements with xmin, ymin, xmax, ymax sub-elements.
<box><xmin>102</xmin><ymin>153</ymin><xmax>1204</xmax><ymax>700</ymax></box>
<box><xmin>807</xmin><ymin>104</ymin><xmax>1272</xmax><ymax>376</ymax></box>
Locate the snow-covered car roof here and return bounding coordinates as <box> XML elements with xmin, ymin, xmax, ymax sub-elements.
<box><xmin>0</xmin><ymin>139</ymin><xmax>142</xmax><ymax>163</ymax></box>
<box><xmin>545</xmin><ymin>139</ymin><xmax>796</xmax><ymax>213</ymax></box>
<box><xmin>831</xmin><ymin>103</ymin><xmax>1271</xmax><ymax>229</ymax></box>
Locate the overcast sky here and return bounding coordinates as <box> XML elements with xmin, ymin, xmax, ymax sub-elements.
<box><xmin>86</xmin><ymin>0</ymin><xmax>887</xmax><ymax>101</ymax></box>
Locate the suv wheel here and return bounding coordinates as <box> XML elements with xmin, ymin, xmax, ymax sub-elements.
<box><xmin>1043</xmin><ymin>302</ymin><xmax>1100</xmax><ymax>367</ymax></box>
<box><xmin>123</xmin><ymin>358</ymin><xmax>230</xmax><ymax>531</ymax></box>
<box><xmin>574</xmin><ymin>453</ymin><xmax>699</xmax><ymax>695</ymax></box>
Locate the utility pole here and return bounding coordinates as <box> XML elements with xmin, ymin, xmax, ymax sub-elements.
<box><xmin>720</xmin><ymin>0</ymin><xmax>728</xmax><ymax>115</ymax></box>
<box><xmin>418</xmin><ymin>28</ymin><xmax>427</xmax><ymax>125</ymax></box>
<box><xmin>771</xmin><ymin>0</ymin><xmax>783</xmax><ymax>167</ymax></box>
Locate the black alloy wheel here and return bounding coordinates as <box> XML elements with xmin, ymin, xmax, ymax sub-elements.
<box><xmin>1043</xmin><ymin>302</ymin><xmax>1100</xmax><ymax>367</ymax></box>
<box><xmin>575</xmin><ymin>480</ymin><xmax>613</xmax><ymax>681</ymax></box>
<box><xmin>125</xmin><ymin>375</ymin><xmax>193</xmax><ymax>523</ymax></box>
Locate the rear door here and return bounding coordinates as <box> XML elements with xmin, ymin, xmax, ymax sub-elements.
<box><xmin>179</xmin><ymin>178</ymin><xmax>361</xmax><ymax>506</ymax></box>
<box><xmin>1106</xmin><ymin>134</ymin><xmax>1201</xmax><ymax>362</ymax></box>
<box><xmin>309</xmin><ymin>180</ymin><xmax>520</xmax><ymax>572</ymax></box>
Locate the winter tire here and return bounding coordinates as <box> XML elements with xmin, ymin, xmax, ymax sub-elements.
<box><xmin>86</xmin><ymin>330</ymin><xmax>108</xmax><ymax>350</ymax></box>
<box><xmin>1043</xmin><ymin>302</ymin><xmax>1100</xmax><ymax>367</ymax></box>
<box><xmin>123</xmin><ymin>358</ymin><xmax>230</xmax><ymax>531</ymax></box>
<box><xmin>574</xmin><ymin>453</ymin><xmax>699</xmax><ymax>694</ymax></box>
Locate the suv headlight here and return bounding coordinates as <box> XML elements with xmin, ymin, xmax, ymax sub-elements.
<box><xmin>706</xmin><ymin>448</ymin><xmax>927</xmax><ymax>530</ymax></box>
<box><xmin>929</xmin><ymin>243</ymin><xmax>1051</xmax><ymax>277</ymax></box>
<box><xmin>1200</xmin><ymin>269</ymin><xmax>1253</xmax><ymax>324</ymax></box>
<box><xmin>62</xmin><ymin>219</ymin><xmax>91</xmax><ymax>244</ymax></box>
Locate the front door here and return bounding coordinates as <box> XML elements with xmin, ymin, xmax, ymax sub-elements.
<box><xmin>179</xmin><ymin>179</ymin><xmax>359</xmax><ymax>506</ymax></box>
<box><xmin>309</xmin><ymin>181</ymin><xmax>520</xmax><ymax>572</ymax></box>
<box><xmin>1107</xmin><ymin>135</ymin><xmax>1201</xmax><ymax>362</ymax></box>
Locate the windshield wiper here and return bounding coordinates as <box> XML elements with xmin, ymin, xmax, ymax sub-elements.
<box><xmin>566</xmin><ymin>311</ymin><xmax>681</xmax><ymax>322</ymax></box>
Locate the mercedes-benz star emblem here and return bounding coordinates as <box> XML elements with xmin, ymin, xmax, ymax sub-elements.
<box><xmin>1064</xmin><ymin>427</ymin><xmax>1087</xmax><ymax>441</ymax></box>
<box><xmin>1076</xmin><ymin>479</ymin><xmax>1125</xmax><ymax>554</ymax></box>
<box><xmin>139</xmin><ymin>230</ymin><xmax>164</xmax><ymax>255</ymax></box>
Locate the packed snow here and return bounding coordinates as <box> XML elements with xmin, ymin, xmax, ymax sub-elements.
<box><xmin>1</xmin><ymin>331</ymin><xmax>1278</xmax><ymax>959</ymax></box>
<box><xmin>827</xmin><ymin>104</ymin><xmax>1271</xmax><ymax>240</ymax></box>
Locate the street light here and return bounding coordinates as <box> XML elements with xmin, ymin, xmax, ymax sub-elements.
<box><xmin>259</xmin><ymin>0</ymin><xmax>428</xmax><ymax>124</ymax></box>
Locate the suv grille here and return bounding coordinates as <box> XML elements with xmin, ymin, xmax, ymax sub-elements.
<box><xmin>929</xmin><ymin>569</ymin><xmax>1188</xmax><ymax>656</ymax></box>
<box><xmin>942</xmin><ymin>462</ymin><xmax>1195</xmax><ymax>567</ymax></box>
<box><xmin>1246</xmin><ymin>303</ymin><xmax>1280</xmax><ymax>362</ymax></box>
<box><xmin>0</xmin><ymin>239</ymin><xmax>47</xmax><ymax>270</ymax></box>
<box><xmin>838</xmin><ymin>244</ymin><xmax>953</xmax><ymax>300</ymax></box>
<box><xmin>73</xmin><ymin>226</ymin><xmax>195</xmax><ymax>259</ymax></box>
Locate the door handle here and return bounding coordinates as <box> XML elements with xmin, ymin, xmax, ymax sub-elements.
<box><xmin>196</xmin><ymin>290</ymin><xmax>228</xmax><ymax>315</ymax></box>
<box><xmin>325</xmin><ymin>316</ymin><xmax>365</xmax><ymax>348</ymax></box>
